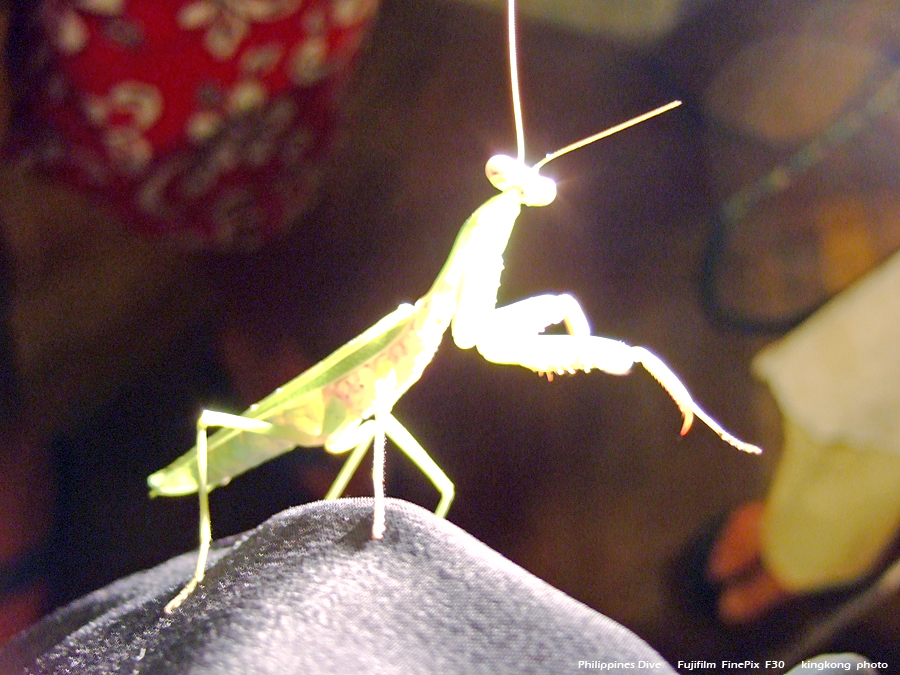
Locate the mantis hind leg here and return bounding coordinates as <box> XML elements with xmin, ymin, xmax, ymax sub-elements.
<box><xmin>324</xmin><ymin>423</ymin><xmax>376</xmax><ymax>501</ymax></box>
<box><xmin>323</xmin><ymin>370</ymin><xmax>396</xmax><ymax>522</ymax></box>
<box><xmin>383</xmin><ymin>414</ymin><xmax>454</xmax><ymax>518</ymax></box>
<box><xmin>164</xmin><ymin>412</ymin><xmax>215</xmax><ymax>613</ymax></box>
<box><xmin>324</xmin><ymin>414</ymin><xmax>455</xmax><ymax>527</ymax></box>
<box><xmin>322</xmin><ymin>374</ymin><xmax>454</xmax><ymax>533</ymax></box>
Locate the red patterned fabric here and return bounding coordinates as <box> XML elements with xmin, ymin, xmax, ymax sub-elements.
<box><xmin>6</xmin><ymin>0</ymin><xmax>378</xmax><ymax>247</ymax></box>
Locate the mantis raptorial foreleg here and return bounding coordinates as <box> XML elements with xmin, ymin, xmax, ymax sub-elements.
<box><xmin>481</xmin><ymin>293</ymin><xmax>593</xmax><ymax>338</ymax></box>
<box><xmin>150</xmin><ymin>0</ymin><xmax>761</xmax><ymax>613</ymax></box>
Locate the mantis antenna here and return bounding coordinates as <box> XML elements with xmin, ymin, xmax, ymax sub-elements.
<box><xmin>492</xmin><ymin>0</ymin><xmax>681</xmax><ymax>204</ymax></box>
<box><xmin>534</xmin><ymin>101</ymin><xmax>682</xmax><ymax>171</ymax></box>
<box><xmin>508</xmin><ymin>0</ymin><xmax>526</xmax><ymax>163</ymax></box>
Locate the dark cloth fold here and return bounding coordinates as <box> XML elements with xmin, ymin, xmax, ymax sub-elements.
<box><xmin>0</xmin><ymin>499</ymin><xmax>678</xmax><ymax>674</ymax></box>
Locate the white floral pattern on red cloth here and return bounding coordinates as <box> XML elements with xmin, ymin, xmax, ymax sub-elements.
<box><xmin>6</xmin><ymin>0</ymin><xmax>378</xmax><ymax>247</ymax></box>
<box><xmin>177</xmin><ymin>0</ymin><xmax>303</xmax><ymax>61</ymax></box>
<box><xmin>47</xmin><ymin>0</ymin><xmax>126</xmax><ymax>55</ymax></box>
<box><xmin>83</xmin><ymin>80</ymin><xmax>163</xmax><ymax>173</ymax></box>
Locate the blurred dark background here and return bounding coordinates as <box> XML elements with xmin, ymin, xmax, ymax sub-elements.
<box><xmin>2</xmin><ymin>0</ymin><xmax>900</xmax><ymax>671</ymax></box>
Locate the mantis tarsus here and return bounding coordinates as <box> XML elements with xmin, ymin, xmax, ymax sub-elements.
<box><xmin>148</xmin><ymin>0</ymin><xmax>761</xmax><ymax>613</ymax></box>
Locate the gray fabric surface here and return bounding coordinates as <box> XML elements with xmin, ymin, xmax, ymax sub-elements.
<box><xmin>0</xmin><ymin>499</ymin><xmax>679</xmax><ymax>674</ymax></box>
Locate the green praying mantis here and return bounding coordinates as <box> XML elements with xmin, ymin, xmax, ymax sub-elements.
<box><xmin>148</xmin><ymin>0</ymin><xmax>762</xmax><ymax>613</ymax></box>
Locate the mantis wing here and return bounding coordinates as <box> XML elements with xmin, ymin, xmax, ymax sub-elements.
<box><xmin>148</xmin><ymin>303</ymin><xmax>420</xmax><ymax>496</ymax></box>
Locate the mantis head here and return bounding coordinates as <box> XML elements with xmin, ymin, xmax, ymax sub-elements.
<box><xmin>485</xmin><ymin>154</ymin><xmax>557</xmax><ymax>207</ymax></box>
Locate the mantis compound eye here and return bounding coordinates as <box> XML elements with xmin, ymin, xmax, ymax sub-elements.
<box><xmin>485</xmin><ymin>154</ymin><xmax>557</xmax><ymax>207</ymax></box>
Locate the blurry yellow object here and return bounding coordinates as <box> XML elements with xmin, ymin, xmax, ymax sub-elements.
<box><xmin>754</xmin><ymin>249</ymin><xmax>900</xmax><ymax>591</ymax></box>
<box><xmin>763</xmin><ymin>420</ymin><xmax>900</xmax><ymax>591</ymax></box>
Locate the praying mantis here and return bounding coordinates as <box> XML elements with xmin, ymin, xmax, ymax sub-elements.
<box><xmin>148</xmin><ymin>0</ymin><xmax>761</xmax><ymax>613</ymax></box>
